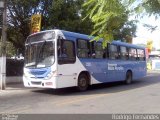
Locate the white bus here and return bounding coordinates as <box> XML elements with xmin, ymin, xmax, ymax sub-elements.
<box><xmin>23</xmin><ymin>29</ymin><xmax>146</xmax><ymax>91</ymax></box>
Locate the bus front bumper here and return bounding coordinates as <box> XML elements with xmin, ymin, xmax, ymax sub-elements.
<box><xmin>23</xmin><ymin>76</ymin><xmax>58</xmax><ymax>89</ymax></box>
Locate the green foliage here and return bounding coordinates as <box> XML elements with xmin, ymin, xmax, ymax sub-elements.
<box><xmin>48</xmin><ymin>0</ymin><xmax>93</xmax><ymax>34</ymax></box>
<box><xmin>143</xmin><ymin>23</ymin><xmax>158</xmax><ymax>32</ymax></box>
<box><xmin>7</xmin><ymin>0</ymin><xmax>94</xmax><ymax>55</ymax></box>
<box><xmin>142</xmin><ymin>0</ymin><xmax>160</xmax><ymax>16</ymax></box>
<box><xmin>6</xmin><ymin>0</ymin><xmax>160</xmax><ymax>54</ymax></box>
<box><xmin>114</xmin><ymin>20</ymin><xmax>138</xmax><ymax>41</ymax></box>
<box><xmin>0</xmin><ymin>40</ymin><xmax>16</xmax><ymax>57</ymax></box>
<box><xmin>6</xmin><ymin>42</ymin><xmax>16</xmax><ymax>57</ymax></box>
<box><xmin>84</xmin><ymin>0</ymin><xmax>160</xmax><ymax>47</ymax></box>
<box><xmin>129</xmin><ymin>0</ymin><xmax>160</xmax><ymax>33</ymax></box>
<box><xmin>7</xmin><ymin>0</ymin><xmax>53</xmax><ymax>55</ymax></box>
<box><xmin>83</xmin><ymin>0</ymin><xmax>129</xmax><ymax>47</ymax></box>
<box><xmin>130</xmin><ymin>0</ymin><xmax>160</xmax><ymax>16</ymax></box>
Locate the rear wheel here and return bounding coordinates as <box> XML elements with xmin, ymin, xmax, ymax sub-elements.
<box><xmin>125</xmin><ymin>71</ymin><xmax>132</xmax><ymax>84</ymax></box>
<box><xmin>77</xmin><ymin>74</ymin><xmax>89</xmax><ymax>91</ymax></box>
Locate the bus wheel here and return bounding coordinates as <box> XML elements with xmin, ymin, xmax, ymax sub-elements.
<box><xmin>125</xmin><ymin>71</ymin><xmax>132</xmax><ymax>84</ymax></box>
<box><xmin>77</xmin><ymin>74</ymin><xmax>89</xmax><ymax>91</ymax></box>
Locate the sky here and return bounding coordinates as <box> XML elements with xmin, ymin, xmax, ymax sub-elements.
<box><xmin>132</xmin><ymin>15</ymin><xmax>160</xmax><ymax>50</ymax></box>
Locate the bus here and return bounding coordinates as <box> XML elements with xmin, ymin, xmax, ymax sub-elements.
<box><xmin>23</xmin><ymin>29</ymin><xmax>147</xmax><ymax>91</ymax></box>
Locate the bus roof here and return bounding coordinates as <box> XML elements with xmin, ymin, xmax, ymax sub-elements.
<box><xmin>27</xmin><ymin>29</ymin><xmax>145</xmax><ymax>50</ymax></box>
<box><xmin>111</xmin><ymin>41</ymin><xmax>145</xmax><ymax>49</ymax></box>
<box><xmin>60</xmin><ymin>30</ymin><xmax>145</xmax><ymax>50</ymax></box>
<box><xmin>61</xmin><ymin>30</ymin><xmax>94</xmax><ymax>40</ymax></box>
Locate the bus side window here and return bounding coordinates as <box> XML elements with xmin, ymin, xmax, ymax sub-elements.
<box><xmin>120</xmin><ymin>46</ymin><xmax>128</xmax><ymax>60</ymax></box>
<box><xmin>109</xmin><ymin>44</ymin><xmax>119</xmax><ymax>60</ymax></box>
<box><xmin>129</xmin><ymin>48</ymin><xmax>137</xmax><ymax>60</ymax></box>
<box><xmin>137</xmin><ymin>49</ymin><xmax>145</xmax><ymax>61</ymax></box>
<box><xmin>77</xmin><ymin>39</ymin><xmax>90</xmax><ymax>58</ymax></box>
<box><xmin>58</xmin><ymin>38</ymin><xmax>76</xmax><ymax>64</ymax></box>
<box><xmin>92</xmin><ymin>42</ymin><xmax>105</xmax><ymax>59</ymax></box>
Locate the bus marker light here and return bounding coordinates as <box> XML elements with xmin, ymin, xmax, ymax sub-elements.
<box><xmin>45</xmin><ymin>82</ymin><xmax>53</xmax><ymax>86</ymax></box>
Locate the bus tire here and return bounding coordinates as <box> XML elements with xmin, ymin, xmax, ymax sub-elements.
<box><xmin>77</xmin><ymin>74</ymin><xmax>89</xmax><ymax>91</ymax></box>
<box><xmin>125</xmin><ymin>71</ymin><xmax>132</xmax><ymax>84</ymax></box>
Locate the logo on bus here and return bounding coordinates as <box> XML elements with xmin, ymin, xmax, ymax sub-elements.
<box><xmin>108</xmin><ymin>64</ymin><xmax>124</xmax><ymax>71</ymax></box>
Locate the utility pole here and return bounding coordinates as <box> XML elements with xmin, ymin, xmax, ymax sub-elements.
<box><xmin>0</xmin><ymin>0</ymin><xmax>6</xmax><ymax>90</ymax></box>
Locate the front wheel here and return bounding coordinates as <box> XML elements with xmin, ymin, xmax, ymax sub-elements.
<box><xmin>125</xmin><ymin>71</ymin><xmax>132</xmax><ymax>84</ymax></box>
<box><xmin>77</xmin><ymin>74</ymin><xmax>89</xmax><ymax>91</ymax></box>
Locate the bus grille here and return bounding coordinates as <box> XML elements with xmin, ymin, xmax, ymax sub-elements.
<box><xmin>30</xmin><ymin>71</ymin><xmax>46</xmax><ymax>75</ymax></box>
<box><xmin>31</xmin><ymin>81</ymin><xmax>42</xmax><ymax>85</ymax></box>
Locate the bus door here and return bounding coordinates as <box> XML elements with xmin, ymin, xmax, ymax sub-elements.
<box><xmin>57</xmin><ymin>37</ymin><xmax>77</xmax><ymax>87</ymax></box>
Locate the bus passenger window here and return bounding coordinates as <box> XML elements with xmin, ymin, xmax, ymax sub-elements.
<box><xmin>137</xmin><ymin>49</ymin><xmax>145</xmax><ymax>61</ymax></box>
<box><xmin>58</xmin><ymin>39</ymin><xmax>76</xmax><ymax>64</ymax></box>
<box><xmin>77</xmin><ymin>39</ymin><xmax>90</xmax><ymax>58</ymax></box>
<box><xmin>129</xmin><ymin>48</ymin><xmax>137</xmax><ymax>60</ymax></box>
<box><xmin>120</xmin><ymin>46</ymin><xmax>128</xmax><ymax>60</ymax></box>
<box><xmin>109</xmin><ymin>45</ymin><xmax>119</xmax><ymax>60</ymax></box>
<box><xmin>93</xmin><ymin>42</ymin><xmax>104</xmax><ymax>59</ymax></box>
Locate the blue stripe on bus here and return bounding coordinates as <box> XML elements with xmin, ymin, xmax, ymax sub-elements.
<box><xmin>28</xmin><ymin>67</ymin><xmax>51</xmax><ymax>79</ymax></box>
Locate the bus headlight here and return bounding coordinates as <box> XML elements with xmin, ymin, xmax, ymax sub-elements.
<box><xmin>23</xmin><ymin>70</ymin><xmax>33</xmax><ymax>78</ymax></box>
<box><xmin>45</xmin><ymin>71</ymin><xmax>57</xmax><ymax>79</ymax></box>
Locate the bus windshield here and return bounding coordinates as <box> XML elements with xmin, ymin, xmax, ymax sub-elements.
<box><xmin>25</xmin><ymin>32</ymin><xmax>55</xmax><ymax>68</ymax></box>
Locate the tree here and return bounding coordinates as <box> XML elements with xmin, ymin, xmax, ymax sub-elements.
<box><xmin>131</xmin><ymin>0</ymin><xmax>160</xmax><ymax>16</ymax></box>
<box><xmin>113</xmin><ymin>20</ymin><xmax>138</xmax><ymax>42</ymax></box>
<box><xmin>83</xmin><ymin>0</ymin><xmax>160</xmax><ymax>46</ymax></box>
<box><xmin>7</xmin><ymin>0</ymin><xmax>53</xmax><ymax>55</ymax></box>
<box><xmin>47</xmin><ymin>0</ymin><xmax>93</xmax><ymax>34</ymax></box>
<box><xmin>83</xmin><ymin>0</ymin><xmax>132</xmax><ymax>47</ymax></box>
<box><xmin>7</xmin><ymin>0</ymin><xmax>94</xmax><ymax>55</ymax></box>
<box><xmin>130</xmin><ymin>0</ymin><xmax>160</xmax><ymax>32</ymax></box>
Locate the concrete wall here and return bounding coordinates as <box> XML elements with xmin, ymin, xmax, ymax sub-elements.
<box><xmin>6</xmin><ymin>76</ymin><xmax>22</xmax><ymax>84</ymax></box>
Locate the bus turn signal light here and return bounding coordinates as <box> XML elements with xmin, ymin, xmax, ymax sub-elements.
<box><xmin>45</xmin><ymin>82</ymin><xmax>53</xmax><ymax>86</ymax></box>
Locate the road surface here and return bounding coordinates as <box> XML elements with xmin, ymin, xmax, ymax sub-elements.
<box><xmin>0</xmin><ymin>71</ymin><xmax>160</xmax><ymax>114</ymax></box>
